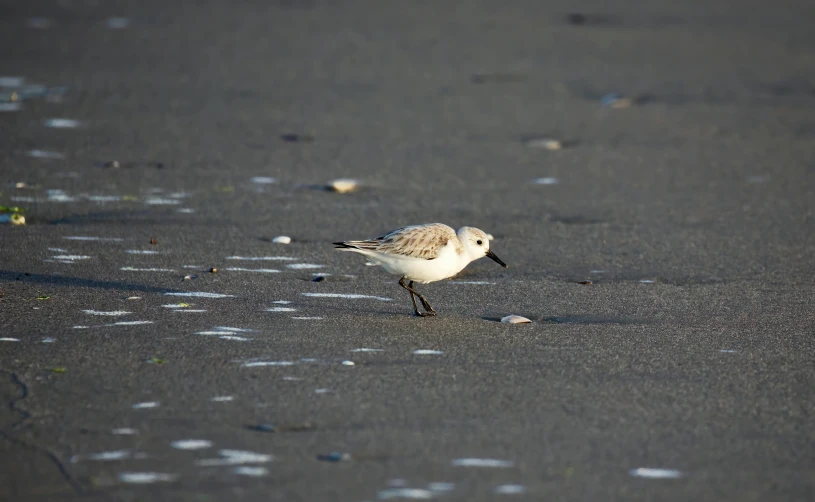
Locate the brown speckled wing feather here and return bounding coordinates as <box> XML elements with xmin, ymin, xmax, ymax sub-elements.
<box><xmin>343</xmin><ymin>223</ymin><xmax>459</xmax><ymax>260</ymax></box>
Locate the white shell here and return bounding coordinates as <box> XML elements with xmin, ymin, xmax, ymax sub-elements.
<box><xmin>328</xmin><ymin>178</ymin><xmax>358</xmax><ymax>193</ymax></box>
<box><xmin>501</xmin><ymin>315</ymin><xmax>532</xmax><ymax>324</ymax></box>
<box><xmin>341</xmin><ymin>360</ymin><xmax>355</xmax><ymax>366</ymax></box>
<box><xmin>524</xmin><ymin>138</ymin><xmax>562</xmax><ymax>150</ymax></box>
<box><xmin>272</xmin><ymin>235</ymin><xmax>291</xmax><ymax>244</ymax></box>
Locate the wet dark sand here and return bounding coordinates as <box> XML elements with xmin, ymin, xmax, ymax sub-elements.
<box><xmin>1</xmin><ymin>0</ymin><xmax>814</xmax><ymax>500</ymax></box>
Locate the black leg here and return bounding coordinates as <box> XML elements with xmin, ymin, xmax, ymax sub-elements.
<box><xmin>399</xmin><ymin>277</ymin><xmax>423</xmax><ymax>316</ymax></box>
<box><xmin>408</xmin><ymin>281</ymin><xmax>436</xmax><ymax>315</ymax></box>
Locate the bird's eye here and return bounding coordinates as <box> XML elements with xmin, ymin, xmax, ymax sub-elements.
<box><xmin>476</xmin><ymin>240</ymin><xmax>482</xmax><ymax>245</ymax></box>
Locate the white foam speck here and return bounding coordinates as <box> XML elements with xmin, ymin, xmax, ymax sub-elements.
<box><xmin>211</xmin><ymin>396</ymin><xmax>233</xmax><ymax>402</ymax></box>
<box><xmin>176</xmin><ymin>309</ymin><xmax>207</xmax><ymax>313</ymax></box>
<box><xmin>41</xmin><ymin>337</ymin><xmax>56</xmax><ymax>343</ymax></box>
<box><xmin>164</xmin><ymin>292</ymin><xmax>235</xmax><ymax>298</ymax></box>
<box><xmin>144</xmin><ymin>197</ymin><xmax>181</xmax><ymax>205</ymax></box>
<box><xmin>118</xmin><ymin>472</ymin><xmax>176</xmax><ymax>484</ymax></box>
<box><xmin>163</xmin><ymin>304</ymin><xmax>187</xmax><ymax>308</ymax></box>
<box><xmin>87</xmin><ymin>195</ymin><xmax>121</xmax><ymax>203</ymax></box>
<box><xmin>196</xmin><ymin>331</ymin><xmax>236</xmax><ymax>335</ymax></box>
<box><xmin>0</xmin><ymin>338</ymin><xmax>20</xmax><ymax>342</ymax></box>
<box><xmin>52</xmin><ymin>255</ymin><xmax>91</xmax><ymax>260</ymax></box>
<box><xmin>265</xmin><ymin>307</ymin><xmax>297</xmax><ymax>312</ymax></box>
<box><xmin>64</xmin><ymin>236</ymin><xmax>124</xmax><ymax>242</ymax></box>
<box><xmin>291</xmin><ymin>316</ymin><xmax>324</xmax><ymax>320</ymax></box>
<box><xmin>112</xmin><ymin>321</ymin><xmax>153</xmax><ymax>326</ymax></box>
<box><xmin>121</xmin><ymin>267</ymin><xmax>176</xmax><ymax>272</ymax></box>
<box><xmin>534</xmin><ymin>177</ymin><xmax>560</xmax><ymax>185</ymax></box>
<box><xmin>719</xmin><ymin>349</ymin><xmax>737</xmax><ymax>353</ymax></box>
<box><xmin>85</xmin><ymin>450</ymin><xmax>133</xmax><ymax>461</ymax></box>
<box><xmin>82</xmin><ymin>310</ymin><xmax>131</xmax><ymax>316</ymax></box>
<box><xmin>629</xmin><ymin>468</ymin><xmax>683</xmax><ymax>479</ymax></box>
<box><xmin>282</xmin><ymin>376</ymin><xmax>302</xmax><ymax>381</ymax></box>
<box><xmin>302</xmin><ymin>292</ymin><xmax>392</xmax><ymax>301</ymax></box>
<box><xmin>413</xmin><ymin>349</ymin><xmax>444</xmax><ymax>355</ymax></box>
<box><xmin>112</xmin><ymin>428</ymin><xmax>138</xmax><ymax>435</ymax></box>
<box><xmin>314</xmin><ymin>388</ymin><xmax>331</xmax><ymax>394</ymax></box>
<box><xmin>48</xmin><ymin>248</ymin><xmax>68</xmax><ymax>252</ymax></box>
<box><xmin>223</xmin><ymin>267</ymin><xmax>280</xmax><ymax>273</ymax></box>
<box><xmin>226</xmin><ymin>256</ymin><xmax>296</xmax><ymax>261</ymax></box>
<box><xmin>287</xmin><ymin>263</ymin><xmax>325</xmax><ymax>269</ymax></box>
<box><xmin>250</xmin><ymin>176</ymin><xmax>276</xmax><ymax>184</ymax></box>
<box><xmin>177</xmin><ymin>208</ymin><xmax>195</xmax><ymax>213</ymax></box>
<box><xmin>451</xmin><ymin>281</ymin><xmax>494</xmax><ymax>285</ymax></box>
<box><xmin>45</xmin><ymin>118</ymin><xmax>81</xmax><ymax>128</ymax></box>
<box><xmin>639</xmin><ymin>279</ymin><xmax>656</xmax><ymax>284</ymax></box>
<box><xmin>427</xmin><ymin>482</ymin><xmax>456</xmax><ymax>492</ymax></box>
<box><xmin>132</xmin><ymin>402</ymin><xmax>159</xmax><ymax>409</ymax></box>
<box><xmin>27</xmin><ymin>149</ymin><xmax>65</xmax><ymax>159</ymax></box>
<box><xmin>452</xmin><ymin>458</ymin><xmax>513</xmax><ymax>468</ymax></box>
<box><xmin>214</xmin><ymin>326</ymin><xmax>253</xmax><ymax>332</ymax></box>
<box><xmin>125</xmin><ymin>250</ymin><xmax>159</xmax><ymax>255</ymax></box>
<box><xmin>234</xmin><ymin>466</ymin><xmax>268</xmax><ymax>476</ymax></box>
<box><xmin>351</xmin><ymin>348</ymin><xmax>385</xmax><ymax>352</ymax></box>
<box><xmin>72</xmin><ymin>326</ymin><xmax>89</xmax><ymax>329</ymax></box>
<box><xmin>495</xmin><ymin>484</ymin><xmax>526</xmax><ymax>494</ymax></box>
<box><xmin>171</xmin><ymin>439</ymin><xmax>213</xmax><ymax>450</ymax></box>
<box><xmin>590</xmin><ymin>270</ymin><xmax>606</xmax><ymax>274</ymax></box>
<box><xmin>0</xmin><ymin>76</ymin><xmax>25</xmax><ymax>87</ymax></box>
<box><xmin>242</xmin><ymin>361</ymin><xmax>295</xmax><ymax>367</ymax></box>
<box><xmin>195</xmin><ymin>449</ymin><xmax>272</xmax><ymax>466</ymax></box>
<box><xmin>377</xmin><ymin>488</ymin><xmax>434</xmax><ymax>500</ymax></box>
<box><xmin>220</xmin><ymin>336</ymin><xmax>250</xmax><ymax>341</ymax></box>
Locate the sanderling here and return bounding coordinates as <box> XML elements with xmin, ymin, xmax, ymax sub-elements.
<box><xmin>333</xmin><ymin>223</ymin><xmax>507</xmax><ymax>317</ymax></box>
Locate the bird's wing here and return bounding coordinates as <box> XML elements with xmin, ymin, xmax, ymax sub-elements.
<box><xmin>345</xmin><ymin>223</ymin><xmax>459</xmax><ymax>260</ymax></box>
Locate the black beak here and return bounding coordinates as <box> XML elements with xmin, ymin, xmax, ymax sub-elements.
<box><xmin>486</xmin><ymin>250</ymin><xmax>508</xmax><ymax>268</ymax></box>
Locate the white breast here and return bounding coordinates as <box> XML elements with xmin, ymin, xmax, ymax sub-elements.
<box><xmin>377</xmin><ymin>241</ymin><xmax>466</xmax><ymax>284</ymax></box>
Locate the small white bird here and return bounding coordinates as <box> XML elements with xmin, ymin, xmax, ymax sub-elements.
<box><xmin>333</xmin><ymin>223</ymin><xmax>507</xmax><ymax>316</ymax></box>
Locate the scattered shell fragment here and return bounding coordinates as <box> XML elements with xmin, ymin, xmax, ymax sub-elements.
<box><xmin>280</xmin><ymin>133</ymin><xmax>314</xmax><ymax>143</ymax></box>
<box><xmin>578</xmin><ymin>280</ymin><xmax>593</xmax><ymax>285</ymax></box>
<box><xmin>149</xmin><ymin>238</ymin><xmax>158</xmax><ymax>245</ymax></box>
<box><xmin>327</xmin><ymin>178</ymin><xmax>358</xmax><ymax>193</ymax></box>
<box><xmin>209</xmin><ymin>267</ymin><xmax>218</xmax><ymax>273</ymax></box>
<box><xmin>317</xmin><ymin>452</ymin><xmax>351</xmax><ymax>462</ymax></box>
<box><xmin>272</xmin><ymin>235</ymin><xmax>291</xmax><ymax>244</ymax></box>
<box><xmin>501</xmin><ymin>315</ymin><xmax>532</xmax><ymax>324</ymax></box>
<box><xmin>534</xmin><ymin>177</ymin><xmax>560</xmax><ymax>185</ymax></box>
<box><xmin>341</xmin><ymin>360</ymin><xmax>355</xmax><ymax>366</ymax></box>
<box><xmin>0</xmin><ymin>214</ymin><xmax>25</xmax><ymax>225</ymax></box>
<box><xmin>524</xmin><ymin>137</ymin><xmax>563</xmax><ymax>150</ymax></box>
<box><xmin>601</xmin><ymin>93</ymin><xmax>633</xmax><ymax>108</ymax></box>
